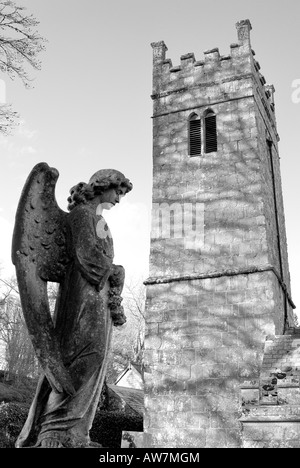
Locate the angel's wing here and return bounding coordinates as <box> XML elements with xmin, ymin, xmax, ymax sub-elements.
<box><xmin>12</xmin><ymin>162</ymin><xmax>75</xmax><ymax>396</ymax></box>
<box><xmin>12</xmin><ymin>162</ymin><xmax>70</xmax><ymax>282</ymax></box>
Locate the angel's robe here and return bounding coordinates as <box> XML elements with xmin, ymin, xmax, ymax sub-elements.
<box><xmin>16</xmin><ymin>203</ymin><xmax>115</xmax><ymax>448</ymax></box>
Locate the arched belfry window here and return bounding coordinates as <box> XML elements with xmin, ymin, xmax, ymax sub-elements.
<box><xmin>188</xmin><ymin>113</ymin><xmax>201</xmax><ymax>156</ymax></box>
<box><xmin>188</xmin><ymin>109</ymin><xmax>217</xmax><ymax>156</ymax></box>
<box><xmin>204</xmin><ymin>109</ymin><xmax>217</xmax><ymax>153</ymax></box>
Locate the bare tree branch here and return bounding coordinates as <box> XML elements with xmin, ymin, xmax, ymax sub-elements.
<box><xmin>0</xmin><ymin>1</ymin><xmax>45</xmax><ymax>134</ymax></box>
<box><xmin>0</xmin><ymin>1</ymin><xmax>45</xmax><ymax>86</ymax></box>
<box><xmin>0</xmin><ymin>275</ymin><xmax>38</xmax><ymax>378</ymax></box>
<box><xmin>0</xmin><ymin>277</ymin><xmax>19</xmax><ymax>295</ymax></box>
<box><xmin>0</xmin><ymin>103</ymin><xmax>18</xmax><ymax>134</ymax></box>
<box><xmin>106</xmin><ymin>280</ymin><xmax>146</xmax><ymax>382</ymax></box>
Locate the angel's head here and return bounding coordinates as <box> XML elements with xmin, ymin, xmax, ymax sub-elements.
<box><xmin>67</xmin><ymin>169</ymin><xmax>133</xmax><ymax>211</ymax></box>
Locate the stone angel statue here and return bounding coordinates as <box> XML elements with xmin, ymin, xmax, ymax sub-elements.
<box><xmin>11</xmin><ymin>162</ymin><xmax>133</xmax><ymax>448</ymax></box>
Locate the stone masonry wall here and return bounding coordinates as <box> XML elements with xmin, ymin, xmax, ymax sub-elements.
<box><xmin>150</xmin><ymin>94</ymin><xmax>270</xmax><ymax>279</ymax></box>
<box><xmin>144</xmin><ymin>272</ymin><xmax>282</xmax><ymax>448</ymax></box>
<box><xmin>253</xmin><ymin>79</ymin><xmax>293</xmax><ymax>328</ymax></box>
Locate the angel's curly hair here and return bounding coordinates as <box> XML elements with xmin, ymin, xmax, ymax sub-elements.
<box><xmin>67</xmin><ymin>169</ymin><xmax>133</xmax><ymax>211</ymax></box>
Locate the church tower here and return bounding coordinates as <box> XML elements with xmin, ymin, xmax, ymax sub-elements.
<box><xmin>143</xmin><ymin>20</ymin><xmax>295</xmax><ymax>448</ymax></box>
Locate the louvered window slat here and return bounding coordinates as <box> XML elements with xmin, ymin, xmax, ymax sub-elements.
<box><xmin>189</xmin><ymin>119</ymin><xmax>201</xmax><ymax>156</ymax></box>
<box><xmin>205</xmin><ymin>115</ymin><xmax>217</xmax><ymax>153</ymax></box>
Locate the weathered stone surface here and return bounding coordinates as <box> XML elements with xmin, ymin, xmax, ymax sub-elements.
<box><xmin>144</xmin><ymin>19</ymin><xmax>294</xmax><ymax>448</ymax></box>
<box><xmin>121</xmin><ymin>431</ymin><xmax>150</xmax><ymax>448</ymax></box>
<box><xmin>240</xmin><ymin>333</ymin><xmax>300</xmax><ymax>447</ymax></box>
<box><xmin>12</xmin><ymin>163</ymin><xmax>133</xmax><ymax>448</ymax></box>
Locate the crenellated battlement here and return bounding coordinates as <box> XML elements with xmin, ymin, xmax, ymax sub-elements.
<box><xmin>151</xmin><ymin>20</ymin><xmax>253</xmax><ymax>79</ymax></box>
<box><xmin>151</xmin><ymin>19</ymin><xmax>276</xmax><ymax>134</ymax></box>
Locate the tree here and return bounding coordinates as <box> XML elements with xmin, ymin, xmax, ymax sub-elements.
<box><xmin>123</xmin><ymin>280</ymin><xmax>145</xmax><ymax>362</ymax></box>
<box><xmin>0</xmin><ymin>275</ymin><xmax>146</xmax><ymax>385</ymax></box>
<box><xmin>0</xmin><ymin>277</ymin><xmax>38</xmax><ymax>380</ymax></box>
<box><xmin>0</xmin><ymin>0</ymin><xmax>45</xmax><ymax>134</ymax></box>
<box><xmin>106</xmin><ymin>280</ymin><xmax>145</xmax><ymax>383</ymax></box>
<box><xmin>0</xmin><ymin>103</ymin><xmax>17</xmax><ymax>134</ymax></box>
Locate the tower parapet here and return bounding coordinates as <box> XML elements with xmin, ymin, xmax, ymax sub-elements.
<box><xmin>151</xmin><ymin>19</ymin><xmax>277</xmax><ymax>141</ymax></box>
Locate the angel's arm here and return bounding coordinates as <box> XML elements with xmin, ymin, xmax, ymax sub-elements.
<box><xmin>69</xmin><ymin>207</ymin><xmax>113</xmax><ymax>290</ymax></box>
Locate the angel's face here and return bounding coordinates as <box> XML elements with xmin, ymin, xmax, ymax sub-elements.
<box><xmin>98</xmin><ymin>186</ymin><xmax>127</xmax><ymax>211</ymax></box>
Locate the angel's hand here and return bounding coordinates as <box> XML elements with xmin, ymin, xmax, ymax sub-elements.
<box><xmin>109</xmin><ymin>264</ymin><xmax>125</xmax><ymax>290</ymax></box>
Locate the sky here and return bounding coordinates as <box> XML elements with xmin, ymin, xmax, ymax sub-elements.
<box><xmin>0</xmin><ymin>0</ymin><xmax>300</xmax><ymax>318</ymax></box>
